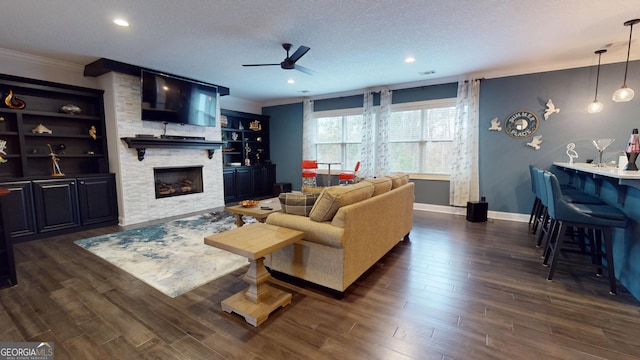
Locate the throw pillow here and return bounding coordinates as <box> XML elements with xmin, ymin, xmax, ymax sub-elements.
<box><xmin>309</xmin><ymin>182</ymin><xmax>374</xmax><ymax>222</ymax></box>
<box><xmin>279</xmin><ymin>192</ymin><xmax>320</xmax><ymax>216</ymax></box>
<box><xmin>361</xmin><ymin>177</ymin><xmax>392</xmax><ymax>196</ymax></box>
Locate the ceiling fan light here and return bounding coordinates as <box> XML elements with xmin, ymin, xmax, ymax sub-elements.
<box><xmin>587</xmin><ymin>100</ymin><xmax>603</xmax><ymax>113</ymax></box>
<box><xmin>613</xmin><ymin>86</ymin><xmax>635</xmax><ymax>102</ymax></box>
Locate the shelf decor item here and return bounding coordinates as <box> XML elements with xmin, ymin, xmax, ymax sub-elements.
<box><xmin>0</xmin><ymin>139</ymin><xmax>7</xmax><ymax>163</ymax></box>
<box><xmin>625</xmin><ymin>128</ymin><xmax>640</xmax><ymax>171</ymax></box>
<box><xmin>250</xmin><ymin>120</ymin><xmax>262</xmax><ymax>131</ymax></box>
<box><xmin>47</xmin><ymin>144</ymin><xmax>64</xmax><ymax>177</ymax></box>
<box><xmin>592</xmin><ymin>138</ymin><xmax>615</xmax><ymax>167</ymax></box>
<box><xmin>32</xmin><ymin>123</ymin><xmax>52</xmax><ymax>134</ymax></box>
<box><xmin>60</xmin><ymin>104</ymin><xmax>82</xmax><ymax>114</ymax></box>
<box><xmin>566</xmin><ymin>143</ymin><xmax>578</xmax><ymax>164</ymax></box>
<box><xmin>89</xmin><ymin>125</ymin><xmax>97</xmax><ymax>140</ymax></box>
<box><xmin>3</xmin><ymin>89</ymin><xmax>26</xmax><ymax>109</ymax></box>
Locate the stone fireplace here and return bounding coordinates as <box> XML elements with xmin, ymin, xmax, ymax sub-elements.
<box><xmin>98</xmin><ymin>72</ymin><xmax>225</xmax><ymax>226</ymax></box>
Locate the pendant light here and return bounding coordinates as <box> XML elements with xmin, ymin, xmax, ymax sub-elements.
<box><xmin>587</xmin><ymin>49</ymin><xmax>607</xmax><ymax>113</ymax></box>
<box><xmin>613</xmin><ymin>19</ymin><xmax>640</xmax><ymax>102</ymax></box>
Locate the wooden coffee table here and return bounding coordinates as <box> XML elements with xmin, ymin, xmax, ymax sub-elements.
<box><xmin>204</xmin><ymin>222</ymin><xmax>303</xmax><ymax>326</ymax></box>
<box><xmin>226</xmin><ymin>198</ymin><xmax>281</xmax><ymax>227</ymax></box>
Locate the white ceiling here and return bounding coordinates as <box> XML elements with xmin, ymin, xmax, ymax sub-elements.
<box><xmin>1</xmin><ymin>1</ymin><xmax>639</xmax><ymax>105</ymax></box>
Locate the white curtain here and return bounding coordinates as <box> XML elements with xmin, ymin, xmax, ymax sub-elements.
<box><xmin>360</xmin><ymin>89</ymin><xmax>392</xmax><ymax>178</ymax></box>
<box><xmin>376</xmin><ymin>88</ymin><xmax>392</xmax><ymax>177</ymax></box>
<box><xmin>302</xmin><ymin>99</ymin><xmax>315</xmax><ymax>160</ymax></box>
<box><xmin>360</xmin><ymin>92</ymin><xmax>375</xmax><ymax>178</ymax></box>
<box><xmin>449</xmin><ymin>79</ymin><xmax>480</xmax><ymax>207</ymax></box>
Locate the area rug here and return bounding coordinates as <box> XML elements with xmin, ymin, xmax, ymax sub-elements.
<box><xmin>74</xmin><ymin>211</ymin><xmax>255</xmax><ymax>298</ymax></box>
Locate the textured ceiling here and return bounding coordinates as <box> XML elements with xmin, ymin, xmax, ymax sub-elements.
<box><xmin>1</xmin><ymin>0</ymin><xmax>639</xmax><ymax>105</ymax></box>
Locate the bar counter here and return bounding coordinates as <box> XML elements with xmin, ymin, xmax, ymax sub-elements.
<box><xmin>552</xmin><ymin>162</ymin><xmax>640</xmax><ymax>301</ymax></box>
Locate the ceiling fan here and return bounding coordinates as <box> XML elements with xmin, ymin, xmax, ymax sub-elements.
<box><xmin>243</xmin><ymin>43</ymin><xmax>314</xmax><ymax>75</ymax></box>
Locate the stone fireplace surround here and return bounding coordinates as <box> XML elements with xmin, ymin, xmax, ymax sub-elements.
<box><xmin>97</xmin><ymin>72</ymin><xmax>225</xmax><ymax>226</ymax></box>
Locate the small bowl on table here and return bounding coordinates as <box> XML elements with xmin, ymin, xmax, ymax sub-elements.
<box><xmin>239</xmin><ymin>200</ymin><xmax>259</xmax><ymax>208</ymax></box>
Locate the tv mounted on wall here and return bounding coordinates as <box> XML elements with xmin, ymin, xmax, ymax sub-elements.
<box><xmin>141</xmin><ymin>70</ymin><xmax>217</xmax><ymax>127</ymax></box>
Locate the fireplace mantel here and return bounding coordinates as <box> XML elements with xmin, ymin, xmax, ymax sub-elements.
<box><xmin>122</xmin><ymin>137</ymin><xmax>224</xmax><ymax>161</ymax></box>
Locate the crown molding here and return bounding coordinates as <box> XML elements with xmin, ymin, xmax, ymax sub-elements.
<box><xmin>0</xmin><ymin>48</ymin><xmax>85</xmax><ymax>72</ymax></box>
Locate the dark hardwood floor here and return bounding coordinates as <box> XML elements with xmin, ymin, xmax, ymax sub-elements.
<box><xmin>1</xmin><ymin>210</ymin><xmax>639</xmax><ymax>359</ymax></box>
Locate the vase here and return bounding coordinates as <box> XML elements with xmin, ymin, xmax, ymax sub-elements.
<box><xmin>625</xmin><ymin>152</ymin><xmax>639</xmax><ymax>171</ymax></box>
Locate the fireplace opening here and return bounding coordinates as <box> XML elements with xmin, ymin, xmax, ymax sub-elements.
<box><xmin>154</xmin><ymin>166</ymin><xmax>203</xmax><ymax>198</ymax></box>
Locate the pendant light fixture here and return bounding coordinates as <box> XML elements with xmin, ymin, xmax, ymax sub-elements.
<box><xmin>587</xmin><ymin>49</ymin><xmax>607</xmax><ymax>113</ymax></box>
<box><xmin>613</xmin><ymin>18</ymin><xmax>640</xmax><ymax>103</ymax></box>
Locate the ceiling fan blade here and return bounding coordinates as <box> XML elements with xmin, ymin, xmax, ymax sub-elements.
<box><xmin>295</xmin><ymin>64</ymin><xmax>315</xmax><ymax>75</ymax></box>
<box><xmin>288</xmin><ymin>46</ymin><xmax>310</xmax><ymax>63</ymax></box>
<box><xmin>242</xmin><ymin>63</ymin><xmax>280</xmax><ymax>67</ymax></box>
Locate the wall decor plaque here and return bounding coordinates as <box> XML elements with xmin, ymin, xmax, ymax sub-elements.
<box><xmin>504</xmin><ymin>110</ymin><xmax>539</xmax><ymax>138</ymax></box>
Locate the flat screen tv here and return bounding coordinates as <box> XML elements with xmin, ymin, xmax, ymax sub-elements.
<box><xmin>141</xmin><ymin>70</ymin><xmax>217</xmax><ymax>127</ymax></box>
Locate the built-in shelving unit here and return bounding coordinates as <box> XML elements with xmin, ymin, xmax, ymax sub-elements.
<box><xmin>0</xmin><ymin>73</ymin><xmax>118</xmax><ymax>244</ymax></box>
<box><xmin>221</xmin><ymin>109</ymin><xmax>275</xmax><ymax>203</ymax></box>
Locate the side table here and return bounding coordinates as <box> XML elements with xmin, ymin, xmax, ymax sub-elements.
<box><xmin>204</xmin><ymin>223</ymin><xmax>303</xmax><ymax>326</ymax></box>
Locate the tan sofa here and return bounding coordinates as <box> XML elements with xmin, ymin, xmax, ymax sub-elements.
<box><xmin>265</xmin><ymin>174</ymin><xmax>414</xmax><ymax>294</ymax></box>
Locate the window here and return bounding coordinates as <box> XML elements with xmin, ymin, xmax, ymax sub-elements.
<box><xmin>314</xmin><ymin>109</ymin><xmax>363</xmax><ymax>171</ymax></box>
<box><xmin>388</xmin><ymin>99</ymin><xmax>456</xmax><ymax>175</ymax></box>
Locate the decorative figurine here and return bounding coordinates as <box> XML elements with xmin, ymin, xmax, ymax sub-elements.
<box><xmin>527</xmin><ymin>135</ymin><xmax>542</xmax><ymax>150</ymax></box>
<box><xmin>0</xmin><ymin>116</ymin><xmax>5</xmax><ymax>131</ymax></box>
<box><xmin>245</xmin><ymin>143</ymin><xmax>251</xmax><ymax>166</ymax></box>
<box><xmin>231</xmin><ymin>132</ymin><xmax>239</xmax><ymax>141</ymax></box>
<box><xmin>32</xmin><ymin>123</ymin><xmax>52</xmax><ymax>134</ymax></box>
<box><xmin>544</xmin><ymin>99</ymin><xmax>560</xmax><ymax>120</ymax></box>
<box><xmin>60</xmin><ymin>104</ymin><xmax>82</xmax><ymax>114</ymax></box>
<box><xmin>0</xmin><ymin>139</ymin><xmax>8</xmax><ymax>163</ymax></box>
<box><xmin>625</xmin><ymin>128</ymin><xmax>640</xmax><ymax>171</ymax></box>
<box><xmin>250</xmin><ymin>120</ymin><xmax>262</xmax><ymax>131</ymax></box>
<box><xmin>4</xmin><ymin>89</ymin><xmax>26</xmax><ymax>109</ymax></box>
<box><xmin>566</xmin><ymin>143</ymin><xmax>578</xmax><ymax>164</ymax></box>
<box><xmin>488</xmin><ymin>117</ymin><xmax>502</xmax><ymax>131</ymax></box>
<box><xmin>47</xmin><ymin>144</ymin><xmax>64</xmax><ymax>176</ymax></box>
<box><xmin>89</xmin><ymin>125</ymin><xmax>97</xmax><ymax>140</ymax></box>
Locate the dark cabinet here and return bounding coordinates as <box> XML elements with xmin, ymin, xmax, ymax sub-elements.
<box><xmin>0</xmin><ymin>187</ymin><xmax>17</xmax><ymax>288</ymax></box>
<box><xmin>33</xmin><ymin>178</ymin><xmax>80</xmax><ymax>233</ymax></box>
<box><xmin>0</xmin><ymin>181</ymin><xmax>37</xmax><ymax>239</ymax></box>
<box><xmin>77</xmin><ymin>175</ymin><xmax>117</xmax><ymax>225</ymax></box>
<box><xmin>223</xmin><ymin>165</ymin><xmax>276</xmax><ymax>203</ymax></box>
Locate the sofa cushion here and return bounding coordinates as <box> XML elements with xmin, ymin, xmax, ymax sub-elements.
<box><xmin>309</xmin><ymin>182</ymin><xmax>375</xmax><ymax>222</ymax></box>
<box><xmin>388</xmin><ymin>173</ymin><xmax>409</xmax><ymax>189</ymax></box>
<box><xmin>361</xmin><ymin>177</ymin><xmax>392</xmax><ymax>196</ymax></box>
<box><xmin>279</xmin><ymin>192</ymin><xmax>320</xmax><ymax>217</ymax></box>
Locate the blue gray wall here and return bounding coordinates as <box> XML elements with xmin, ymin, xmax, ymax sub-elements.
<box><xmin>480</xmin><ymin>61</ymin><xmax>640</xmax><ymax>214</ymax></box>
<box><xmin>262</xmin><ymin>60</ymin><xmax>640</xmax><ymax>300</ymax></box>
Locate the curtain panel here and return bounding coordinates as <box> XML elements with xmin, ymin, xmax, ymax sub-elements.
<box><xmin>449</xmin><ymin>79</ymin><xmax>480</xmax><ymax>207</ymax></box>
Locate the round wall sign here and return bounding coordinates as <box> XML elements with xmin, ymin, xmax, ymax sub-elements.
<box><xmin>504</xmin><ymin>110</ymin><xmax>539</xmax><ymax>138</ymax></box>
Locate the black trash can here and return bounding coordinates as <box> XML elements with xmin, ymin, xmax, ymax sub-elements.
<box><xmin>466</xmin><ymin>201</ymin><xmax>488</xmax><ymax>222</ymax></box>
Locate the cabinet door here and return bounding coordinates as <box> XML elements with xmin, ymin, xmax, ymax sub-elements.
<box><xmin>0</xmin><ymin>192</ymin><xmax>17</xmax><ymax>287</ymax></box>
<box><xmin>236</xmin><ymin>167</ymin><xmax>253</xmax><ymax>200</ymax></box>
<box><xmin>32</xmin><ymin>179</ymin><xmax>80</xmax><ymax>233</ymax></box>
<box><xmin>223</xmin><ymin>169</ymin><xmax>236</xmax><ymax>203</ymax></box>
<box><xmin>0</xmin><ymin>181</ymin><xmax>37</xmax><ymax>239</ymax></box>
<box><xmin>77</xmin><ymin>175</ymin><xmax>118</xmax><ymax>226</ymax></box>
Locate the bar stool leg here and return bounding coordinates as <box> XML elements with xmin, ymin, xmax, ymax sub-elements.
<box><xmin>603</xmin><ymin>229</ymin><xmax>617</xmax><ymax>295</ymax></box>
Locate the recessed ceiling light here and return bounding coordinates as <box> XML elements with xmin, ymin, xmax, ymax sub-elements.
<box><xmin>405</xmin><ymin>57</ymin><xmax>416</xmax><ymax>63</ymax></box>
<box><xmin>113</xmin><ymin>18</ymin><xmax>129</xmax><ymax>27</ymax></box>
<box><xmin>287</xmin><ymin>79</ymin><xmax>295</xmax><ymax>84</ymax></box>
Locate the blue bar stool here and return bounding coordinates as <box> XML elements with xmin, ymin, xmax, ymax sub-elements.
<box><xmin>541</xmin><ymin>171</ymin><xmax>626</xmax><ymax>295</ymax></box>
<box><xmin>532</xmin><ymin>167</ymin><xmax>604</xmax><ymax>248</ymax></box>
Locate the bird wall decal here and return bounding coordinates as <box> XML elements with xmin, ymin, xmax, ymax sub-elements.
<box><xmin>527</xmin><ymin>135</ymin><xmax>543</xmax><ymax>150</ymax></box>
<box><xmin>544</xmin><ymin>99</ymin><xmax>559</xmax><ymax>120</ymax></box>
<box><xmin>488</xmin><ymin>117</ymin><xmax>502</xmax><ymax>131</ymax></box>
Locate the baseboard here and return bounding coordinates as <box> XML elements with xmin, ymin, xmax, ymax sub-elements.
<box><xmin>413</xmin><ymin>203</ymin><xmax>529</xmax><ymax>223</ymax></box>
